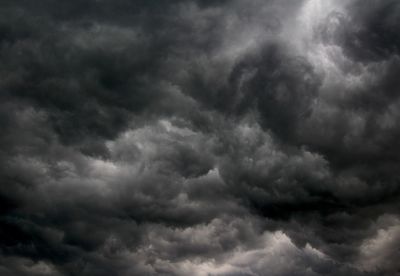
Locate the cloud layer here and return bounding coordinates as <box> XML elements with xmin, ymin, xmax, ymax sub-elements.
<box><xmin>1</xmin><ymin>0</ymin><xmax>399</xmax><ymax>275</ymax></box>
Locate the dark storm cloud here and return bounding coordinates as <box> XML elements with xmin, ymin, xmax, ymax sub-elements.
<box><xmin>0</xmin><ymin>0</ymin><xmax>399</xmax><ymax>275</ymax></box>
<box><xmin>318</xmin><ymin>0</ymin><xmax>400</xmax><ymax>62</ymax></box>
<box><xmin>228</xmin><ymin>43</ymin><xmax>321</xmax><ymax>141</ymax></box>
<box><xmin>301</xmin><ymin>0</ymin><xmax>400</xmax><ymax>211</ymax></box>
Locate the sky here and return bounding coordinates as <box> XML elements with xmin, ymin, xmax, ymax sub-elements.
<box><xmin>0</xmin><ymin>0</ymin><xmax>400</xmax><ymax>275</ymax></box>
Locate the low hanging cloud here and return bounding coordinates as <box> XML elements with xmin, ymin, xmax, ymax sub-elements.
<box><xmin>0</xmin><ymin>0</ymin><xmax>399</xmax><ymax>275</ymax></box>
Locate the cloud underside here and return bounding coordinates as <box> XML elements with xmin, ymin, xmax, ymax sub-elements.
<box><xmin>1</xmin><ymin>0</ymin><xmax>400</xmax><ymax>275</ymax></box>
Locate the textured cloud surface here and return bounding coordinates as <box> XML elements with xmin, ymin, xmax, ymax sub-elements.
<box><xmin>1</xmin><ymin>0</ymin><xmax>400</xmax><ymax>275</ymax></box>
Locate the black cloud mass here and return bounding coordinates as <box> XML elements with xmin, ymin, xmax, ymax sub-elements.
<box><xmin>1</xmin><ymin>0</ymin><xmax>400</xmax><ymax>275</ymax></box>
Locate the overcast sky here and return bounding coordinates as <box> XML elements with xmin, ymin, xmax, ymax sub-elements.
<box><xmin>1</xmin><ymin>0</ymin><xmax>400</xmax><ymax>275</ymax></box>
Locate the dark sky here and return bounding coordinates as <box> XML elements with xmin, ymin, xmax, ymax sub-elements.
<box><xmin>1</xmin><ymin>0</ymin><xmax>400</xmax><ymax>275</ymax></box>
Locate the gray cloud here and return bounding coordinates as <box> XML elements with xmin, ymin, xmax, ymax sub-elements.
<box><xmin>0</xmin><ymin>0</ymin><xmax>399</xmax><ymax>275</ymax></box>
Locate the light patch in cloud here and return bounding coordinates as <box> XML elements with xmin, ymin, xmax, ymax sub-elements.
<box><xmin>358</xmin><ymin>215</ymin><xmax>400</xmax><ymax>273</ymax></box>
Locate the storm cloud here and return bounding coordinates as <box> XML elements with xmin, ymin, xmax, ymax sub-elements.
<box><xmin>1</xmin><ymin>0</ymin><xmax>400</xmax><ymax>275</ymax></box>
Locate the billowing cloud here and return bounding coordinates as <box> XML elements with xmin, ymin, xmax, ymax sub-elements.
<box><xmin>0</xmin><ymin>0</ymin><xmax>399</xmax><ymax>275</ymax></box>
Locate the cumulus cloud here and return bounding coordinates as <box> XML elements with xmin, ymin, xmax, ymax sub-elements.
<box><xmin>0</xmin><ymin>0</ymin><xmax>399</xmax><ymax>275</ymax></box>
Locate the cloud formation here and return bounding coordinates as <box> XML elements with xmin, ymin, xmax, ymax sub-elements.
<box><xmin>0</xmin><ymin>0</ymin><xmax>399</xmax><ymax>275</ymax></box>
